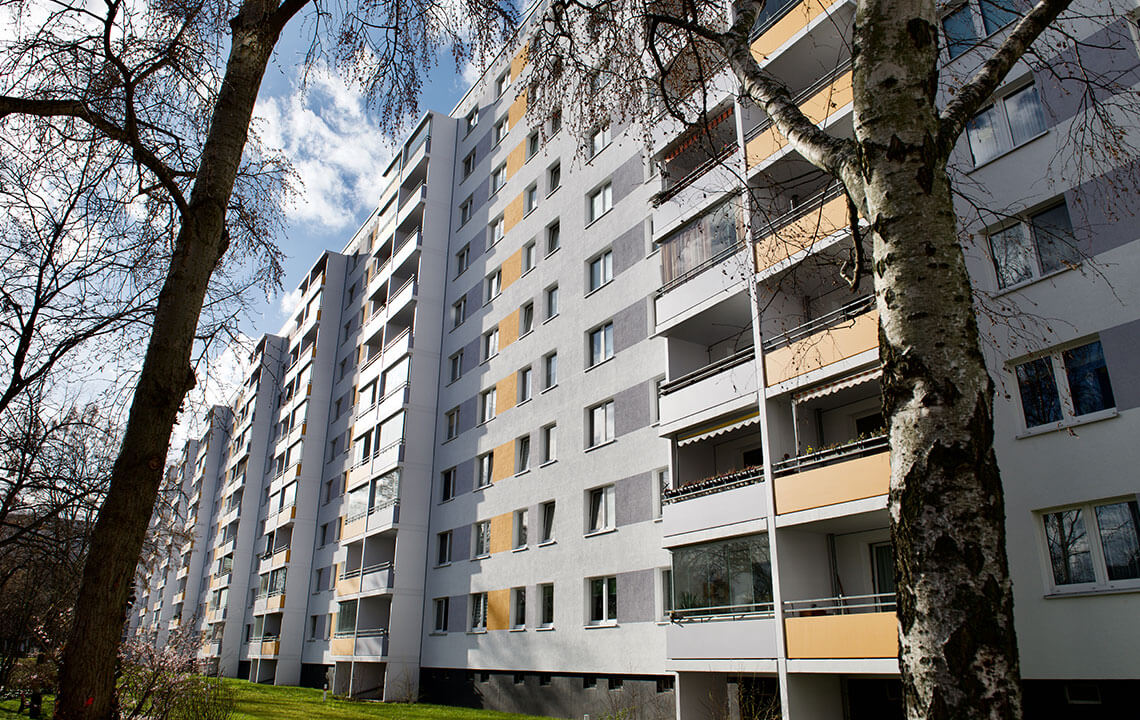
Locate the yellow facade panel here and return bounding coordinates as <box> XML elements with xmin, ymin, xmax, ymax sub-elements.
<box><xmin>330</xmin><ymin>637</ymin><xmax>355</xmax><ymax>656</ymax></box>
<box><xmin>501</xmin><ymin>248</ymin><xmax>523</xmax><ymax>290</ymax></box>
<box><xmin>508</xmin><ymin>89</ymin><xmax>528</xmax><ymax>129</ymax></box>
<box><xmin>509</xmin><ymin>42</ymin><xmax>529</xmax><ymax>81</ymax></box>
<box><xmin>497</xmin><ymin>374</ymin><xmax>518</xmax><ymax>415</ymax></box>
<box><xmin>774</xmin><ymin>451</ymin><xmax>890</xmax><ymax>514</ymax></box>
<box><xmin>506</xmin><ymin>141</ymin><xmax>528</xmax><ymax>180</ymax></box>
<box><xmin>491</xmin><ymin>440</ymin><xmax>515</xmax><ymax>483</ymax></box>
<box><xmin>487</xmin><ymin>588</ymin><xmax>511</xmax><ymax>630</ymax></box>
<box><xmin>745</xmin><ymin>71</ymin><xmax>852</xmax><ymax>169</ymax></box>
<box><xmin>785</xmin><ymin>612</ymin><xmax>897</xmax><ymax>659</ymax></box>
<box><xmin>499</xmin><ymin>309</ymin><xmax>520</xmax><ymax>350</ymax></box>
<box><xmin>763</xmin><ymin>309</ymin><xmax>878</xmax><ymax>386</ymax></box>
<box><xmin>750</xmin><ymin>0</ymin><xmax>831</xmax><ymax>62</ymax></box>
<box><xmin>490</xmin><ymin>513</ymin><xmax>513</xmax><ymax>555</ymax></box>
<box><xmin>753</xmin><ymin>195</ymin><xmax>849</xmax><ymax>271</ymax></box>
<box><xmin>504</xmin><ymin>193</ymin><xmax>526</xmax><ymax>235</ymax></box>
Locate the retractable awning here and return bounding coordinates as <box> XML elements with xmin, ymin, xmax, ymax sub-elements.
<box><xmin>676</xmin><ymin>410</ymin><xmax>761</xmax><ymax>446</ymax></box>
<box><xmin>792</xmin><ymin>367</ymin><xmax>882</xmax><ymax>404</ymax></box>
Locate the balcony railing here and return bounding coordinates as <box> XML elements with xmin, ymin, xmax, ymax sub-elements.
<box><xmin>669</xmin><ymin>600</ymin><xmax>776</xmax><ymax>623</ymax></box>
<box><xmin>752</xmin><ymin>184</ymin><xmax>847</xmax><ymax>255</ymax></box>
<box><xmin>773</xmin><ymin>433</ymin><xmax>887</xmax><ymax>476</ymax></box>
<box><xmin>784</xmin><ymin>592</ymin><xmax>896</xmax><ymax>616</ymax></box>
<box><xmin>744</xmin><ymin>60</ymin><xmax>852</xmax><ymax>142</ymax></box>
<box><xmin>748</xmin><ymin>0</ymin><xmax>802</xmax><ymax>40</ymax></box>
<box><xmin>663</xmin><ymin>466</ymin><xmax>764</xmax><ymax>505</ymax></box>
<box><xmin>653</xmin><ymin>141</ymin><xmax>739</xmax><ymax>206</ymax></box>
<box><xmin>762</xmin><ymin>293</ymin><xmax>875</xmax><ymax>354</ymax></box>
<box><xmin>660</xmin><ymin>346</ymin><xmax>754</xmax><ymax>397</ymax></box>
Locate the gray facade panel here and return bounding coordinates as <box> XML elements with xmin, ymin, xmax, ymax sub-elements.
<box><xmin>448</xmin><ymin>594</ymin><xmax>468</xmax><ymax>633</ymax></box>
<box><xmin>451</xmin><ymin>523</ymin><xmax>471</xmax><ymax>561</ymax></box>
<box><xmin>613</xmin><ymin>150</ymin><xmax>645</xmax><ymax>205</ymax></box>
<box><xmin>461</xmin><ymin>337</ymin><xmax>483</xmax><ymax>375</ymax></box>
<box><xmin>617</xmin><ymin>568</ymin><xmax>655</xmax><ymax>623</ymax></box>
<box><xmin>1036</xmin><ymin>21</ymin><xmax>1140</xmax><ymax>129</ymax></box>
<box><xmin>458</xmin><ymin>396</ymin><xmax>478</xmax><ymax>434</ymax></box>
<box><xmin>454</xmin><ymin>458</ymin><xmax>475</xmax><ymax>496</ymax></box>
<box><xmin>613</xmin><ymin>299</ymin><xmax>648</xmax><ymax>355</ymax></box>
<box><xmin>1098</xmin><ymin>317</ymin><xmax>1140</xmax><ymax>411</ymax></box>
<box><xmin>1070</xmin><ymin>160</ymin><xmax>1140</xmax><ymax>258</ymax></box>
<box><xmin>612</xmin><ymin>222</ymin><xmax>645</xmax><ymax>278</ymax></box>
<box><xmin>615</xmin><ymin>378</ymin><xmax>652</xmax><ymax>438</ymax></box>
<box><xmin>616</xmin><ymin>471</ymin><xmax>653</xmax><ymax>527</ymax></box>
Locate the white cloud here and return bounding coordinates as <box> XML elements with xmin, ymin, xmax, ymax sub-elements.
<box><xmin>254</xmin><ymin>65</ymin><xmax>394</xmax><ymax>231</ymax></box>
<box><xmin>274</xmin><ymin>287</ymin><xmax>303</xmax><ymax>322</ymax></box>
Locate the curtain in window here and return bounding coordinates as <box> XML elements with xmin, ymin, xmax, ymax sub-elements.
<box><xmin>660</xmin><ymin>196</ymin><xmax>741</xmax><ymax>284</ymax></box>
<box><xmin>1004</xmin><ymin>85</ymin><xmax>1047</xmax><ymax>145</ymax></box>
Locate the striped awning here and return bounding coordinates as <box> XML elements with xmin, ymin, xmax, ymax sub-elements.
<box><xmin>793</xmin><ymin>367</ymin><xmax>882</xmax><ymax>404</ymax></box>
<box><xmin>664</xmin><ymin>106</ymin><xmax>735</xmax><ymax>161</ymax></box>
<box><xmin>676</xmin><ymin>410</ymin><xmax>761</xmax><ymax>446</ymax></box>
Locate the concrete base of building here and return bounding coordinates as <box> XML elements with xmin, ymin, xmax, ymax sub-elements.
<box><xmin>420</xmin><ymin>668</ymin><xmax>676</xmax><ymax>719</ymax></box>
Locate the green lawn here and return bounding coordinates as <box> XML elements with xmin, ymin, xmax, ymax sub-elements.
<box><xmin>0</xmin><ymin>679</ymin><xmax>555</xmax><ymax>720</ymax></box>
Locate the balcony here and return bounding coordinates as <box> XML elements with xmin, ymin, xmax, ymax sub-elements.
<box><xmin>335</xmin><ymin>570</ymin><xmax>361</xmax><ymax>597</ymax></box>
<box><xmin>773</xmin><ymin>434</ymin><xmax>889</xmax><ymax>515</ymax></box>
<box><xmin>662</xmin><ymin>469</ymin><xmax>767</xmax><ymax>547</ymax></box>
<box><xmin>750</xmin><ymin>0</ymin><xmax>837</xmax><ymax>63</ymax></box>
<box><xmin>273</xmin><ymin>504</ymin><xmax>297</xmax><ymax>529</ymax></box>
<box><xmin>372</xmin><ymin>439</ymin><xmax>405</xmax><ymax>474</ymax></box>
<box><xmin>264</xmin><ymin>592</ymin><xmax>286</xmax><ymax>612</ymax></box>
<box><xmin>343</xmin><ymin>510</ymin><xmax>368</xmax><ymax>541</ymax></box>
<box><xmin>176</xmin><ymin>566</ymin><xmax>189</xmax><ymax>580</ymax></box>
<box><xmin>386</xmin><ymin>276</ymin><xmax>417</xmax><ymax>319</ymax></box>
<box><xmin>172</xmin><ymin>591</ymin><xmax>185</xmax><ymax>605</ymax></box>
<box><xmin>360</xmin><ymin>562</ymin><xmax>394</xmax><ymax>594</ymax></box>
<box><xmin>382</xmin><ymin>327</ymin><xmax>412</xmax><ymax>365</ymax></box>
<box><xmin>745</xmin><ymin>63</ymin><xmax>852</xmax><ymax>171</ymax></box>
<box><xmin>653</xmin><ymin>140</ymin><xmax>741</xmax><ymax>243</ymax></box>
<box><xmin>396</xmin><ymin>183</ymin><xmax>426</xmax><ymax>232</ymax></box>
<box><xmin>783</xmin><ymin>594</ymin><xmax>897</xmax><ymax>659</ymax></box>
<box><xmin>330</xmin><ymin>634</ymin><xmax>355</xmax><ymax>656</ymax></box>
<box><xmin>667</xmin><ymin>603</ymin><xmax>779</xmax><ymax>663</ymax></box>
<box><xmin>753</xmin><ymin>186</ymin><xmax>848</xmax><ymax>273</ymax></box>
<box><xmin>367</xmin><ymin>500</ymin><xmax>399</xmax><ymax>534</ymax></box>
<box><xmin>762</xmin><ymin>295</ymin><xmax>878</xmax><ymax>388</ymax></box>
<box><xmin>659</xmin><ymin>348</ymin><xmax>758</xmax><ymax>436</ymax></box>
<box><xmin>354</xmin><ymin>628</ymin><xmax>389</xmax><ymax>657</ymax></box>
<box><xmin>259</xmin><ymin>638</ymin><xmax>281</xmax><ymax>657</ymax></box>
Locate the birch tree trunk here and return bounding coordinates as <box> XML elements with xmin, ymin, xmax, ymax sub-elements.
<box><xmin>52</xmin><ymin>2</ymin><xmax>304</xmax><ymax>717</ymax></box>
<box><xmin>853</xmin><ymin>1</ymin><xmax>1021</xmax><ymax>717</ymax></box>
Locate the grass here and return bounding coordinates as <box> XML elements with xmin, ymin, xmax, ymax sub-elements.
<box><xmin>0</xmin><ymin>679</ymin><xmax>555</xmax><ymax>720</ymax></box>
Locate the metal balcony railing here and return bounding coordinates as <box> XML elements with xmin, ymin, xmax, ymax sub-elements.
<box><xmin>669</xmin><ymin>600</ymin><xmax>777</xmax><ymax>623</ymax></box>
<box><xmin>748</xmin><ymin>0</ymin><xmax>802</xmax><ymax>41</ymax></box>
<box><xmin>662</xmin><ymin>466</ymin><xmax>765</xmax><ymax>505</ymax></box>
<box><xmin>654</xmin><ymin>141</ymin><xmax>739</xmax><ymax>206</ymax></box>
<box><xmin>660</xmin><ymin>346</ymin><xmax>754</xmax><ymax>397</ymax></box>
<box><xmin>784</xmin><ymin>592</ymin><xmax>896</xmax><ymax>616</ymax></box>
<box><xmin>744</xmin><ymin>60</ymin><xmax>853</xmax><ymax>142</ymax></box>
<box><xmin>772</xmin><ymin>433</ymin><xmax>887</xmax><ymax>477</ymax></box>
<box><xmin>761</xmin><ymin>293</ymin><xmax>875</xmax><ymax>353</ymax></box>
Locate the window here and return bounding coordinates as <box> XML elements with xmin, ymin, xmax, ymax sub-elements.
<box><xmin>445</xmin><ymin>407</ymin><xmax>460</xmax><ymax>440</ymax></box>
<box><xmin>966</xmin><ymin>83</ymin><xmax>1047</xmax><ymax>165</ymax></box>
<box><xmin>496</xmin><ymin>72</ymin><xmax>509</xmax><ymax>97</ymax></box>
<box><xmin>494</xmin><ymin>118</ymin><xmax>508</xmax><ymax>145</ymax></box>
<box><xmin>539</xmin><ymin>583</ymin><xmax>554</xmax><ymax>626</ymax></box>
<box><xmin>462</xmin><ymin>150</ymin><xmax>476</xmax><ymax>178</ymax></box>
<box><xmin>455</xmin><ymin>244</ymin><xmax>470</xmax><ymax>277</ymax></box>
<box><xmin>546</xmin><ymin>220</ymin><xmax>561</xmax><ymax>255</ymax></box>
<box><xmin>589</xmin><ymin>322</ymin><xmax>615</xmax><ymax>366</ymax></box>
<box><xmin>551</xmin><ymin>109</ymin><xmax>562</xmax><ymax>134</ymax></box>
<box><xmin>491</xmin><ymin>165</ymin><xmax>506</xmax><ymax>193</ymax></box>
<box><xmin>1014</xmin><ymin>340</ymin><xmax>1115</xmax><ymax>429</ymax></box>
<box><xmin>459</xmin><ymin>196</ymin><xmax>473</xmax><ymax>225</ymax></box>
<box><xmin>521</xmin><ymin>302</ymin><xmax>535</xmax><ymax>335</ymax></box>
<box><xmin>514</xmin><ymin>509</ymin><xmax>528</xmax><ymax>548</ymax></box>
<box><xmin>480</xmin><ymin>388</ymin><xmax>497</xmax><ymax>423</ymax></box>
<box><xmin>661</xmin><ymin>568</ymin><xmax>674</xmax><ymax>619</ymax></box>
<box><xmin>516</xmin><ymin>435</ymin><xmax>531</xmax><ymax>472</ymax></box>
<box><xmin>542</xmin><ymin>423</ymin><xmax>556</xmax><ymax>463</ymax></box>
<box><xmin>509</xmin><ymin>586</ymin><xmax>526</xmax><ymax>628</ymax></box>
<box><xmin>943</xmin><ymin>1</ymin><xmax>1020</xmax><ymax>59</ymax></box>
<box><xmin>474</xmin><ymin>521</ymin><xmax>491</xmax><ymax>557</ymax></box>
<box><xmin>525</xmin><ymin>184</ymin><xmax>538</xmax><ymax>214</ymax></box>
<box><xmin>589</xmin><ymin>400</ymin><xmax>615</xmax><ymax>447</ymax></box>
<box><xmin>449</xmin><ymin>351</ymin><xmax>464</xmax><ymax>383</ymax></box>
<box><xmin>527</xmin><ymin>131</ymin><xmax>540</xmax><ymax>159</ymax></box>
<box><xmin>489</xmin><ymin>216</ymin><xmax>505</xmax><ymax>245</ymax></box>
<box><xmin>437</xmin><ymin>531</ymin><xmax>453</xmax><ymax>565</ymax></box>
<box><xmin>452</xmin><ymin>297</ymin><xmax>466</xmax><ymax>328</ymax></box>
<box><xmin>483</xmin><ymin>328</ymin><xmax>499</xmax><ymax>360</ymax></box>
<box><xmin>544</xmin><ymin>352</ymin><xmax>558</xmax><ymax>389</ymax></box>
<box><xmin>654</xmin><ymin>468</ymin><xmax>669</xmax><ymax>519</ymax></box>
<box><xmin>587</xmin><ymin>485</ymin><xmax>615</xmax><ymax>533</ymax></box>
<box><xmin>609</xmin><ymin>678</ymin><xmax>624</xmax><ymax>691</ymax></box>
<box><xmin>441</xmin><ymin>468</ymin><xmax>456</xmax><ymax>502</ymax></box>
<box><xmin>588</xmin><ymin>250</ymin><xmax>613</xmax><ymax>292</ymax></box>
<box><xmin>590</xmin><ymin>126</ymin><xmax>612</xmax><ymax>156</ymax></box>
<box><xmin>584</xmin><ymin>676</ymin><xmax>597</xmax><ymax>689</ymax></box>
<box><xmin>485</xmin><ymin>269</ymin><xmax>502</xmax><ymax>303</ymax></box>
<box><xmin>545</xmin><ymin>285</ymin><xmax>559</xmax><ymax>319</ymax></box>
<box><xmin>540</xmin><ymin>501</ymin><xmax>556</xmax><ymax>543</ymax></box>
<box><xmin>522</xmin><ymin>242</ymin><xmax>536</xmax><ymax>274</ymax></box>
<box><xmin>588</xmin><ymin>576</ymin><xmax>618</xmax><ymax>625</ymax></box>
<box><xmin>548</xmin><ymin>162</ymin><xmax>561</xmax><ymax>194</ymax></box>
<box><xmin>589</xmin><ymin>183</ymin><xmax>613</xmax><ymax>223</ymax></box>
<box><xmin>477</xmin><ymin>453</ymin><xmax>494</xmax><ymax>488</ymax></box>
<box><xmin>465</xmin><ymin>108</ymin><xmax>479</xmax><ymax>134</ymax></box>
<box><xmin>673</xmin><ymin>534</ymin><xmax>773</xmax><ymax>617</ymax></box>
<box><xmin>470</xmin><ymin>592</ymin><xmax>488</xmax><ymax>630</ymax></box>
<box><xmin>989</xmin><ymin>201</ymin><xmax>1078</xmax><ymax>288</ymax></box>
<box><xmin>1040</xmin><ymin>499</ymin><xmax>1140</xmax><ymax>590</ymax></box>
<box><xmin>433</xmin><ymin>598</ymin><xmax>449</xmax><ymax>632</ymax></box>
<box><xmin>519</xmin><ymin>367</ymin><xmax>533</xmax><ymax>403</ymax></box>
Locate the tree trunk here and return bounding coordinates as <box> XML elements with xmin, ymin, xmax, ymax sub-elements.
<box><xmin>852</xmin><ymin>1</ymin><xmax>1022</xmax><ymax>718</ymax></box>
<box><xmin>52</xmin><ymin>3</ymin><xmax>294</xmax><ymax>718</ymax></box>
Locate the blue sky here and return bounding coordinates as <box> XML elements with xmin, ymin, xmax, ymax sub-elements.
<box><xmin>247</xmin><ymin>14</ymin><xmax>484</xmax><ymax>334</ymax></box>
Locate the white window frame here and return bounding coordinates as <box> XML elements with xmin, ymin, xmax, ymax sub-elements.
<box><xmin>483</xmin><ymin>328</ymin><xmax>499</xmax><ymax>360</ymax></box>
<box><xmin>459</xmin><ymin>196</ymin><xmax>473</xmax><ymax>225</ymax></box>
<box><xmin>590</xmin><ymin>126</ymin><xmax>612</xmax><ymax>157</ymax></box>
<box><xmin>966</xmin><ymin>81</ymin><xmax>1047</xmax><ymax>166</ymax></box>
<box><xmin>474</xmin><ymin>521</ymin><xmax>491</xmax><ymax>556</ymax></box>
<box><xmin>480</xmin><ymin>388</ymin><xmax>497</xmax><ymax>423</ymax></box>
<box><xmin>1011</xmin><ymin>338</ymin><xmax>1116</xmax><ymax>434</ymax></box>
<box><xmin>587</xmin><ymin>575</ymin><xmax>618</xmax><ymax>626</ymax></box>
<box><xmin>539</xmin><ymin>582</ymin><xmax>555</xmax><ymax>627</ymax></box>
<box><xmin>516</xmin><ymin>435</ymin><xmax>531</xmax><ymax>473</ymax></box>
<box><xmin>546</xmin><ymin>220</ymin><xmax>561</xmax><ymax>255</ymax></box>
<box><xmin>588</xmin><ymin>250</ymin><xmax>614</xmax><ymax>292</ymax></box>
<box><xmin>455</xmin><ymin>243</ymin><xmax>470</xmax><ymax>277</ymax></box>
<box><xmin>589</xmin><ymin>322</ymin><xmax>615</xmax><ymax>366</ymax></box>
<box><xmin>545</xmin><ymin>285</ymin><xmax>559</xmax><ymax>319</ymax></box>
<box><xmin>988</xmin><ymin>200</ymin><xmax>1078</xmax><ymax>289</ymax></box>
<box><xmin>489</xmin><ymin>216</ymin><xmax>505</xmax><ymax>245</ymax></box>
<box><xmin>496</xmin><ymin>72</ymin><xmax>509</xmax><ymax>97</ymax></box>
<box><xmin>449</xmin><ymin>351</ymin><xmax>463</xmax><ymax>383</ymax></box>
<box><xmin>465</xmin><ymin>108</ymin><xmax>479</xmax><ymax>134</ymax></box>
<box><xmin>525</xmin><ymin>184</ymin><xmax>539</xmax><ymax>214</ymax></box>
<box><xmin>452</xmin><ymin>297</ymin><xmax>466</xmax><ymax>329</ymax></box>
<box><xmin>1036</xmin><ymin>497</ymin><xmax>1140</xmax><ymax>594</ymax></box>
<box><xmin>588</xmin><ymin>400</ymin><xmax>616</xmax><ymax>448</ymax></box>
<box><xmin>548</xmin><ymin>161</ymin><xmax>561</xmax><ymax>195</ymax></box>
<box><xmin>491</xmin><ymin>165</ymin><xmax>506</xmax><ymax>193</ymax></box>
<box><xmin>437</xmin><ymin>530</ymin><xmax>453</xmax><ymax>565</ymax></box>
<box><xmin>433</xmin><ymin>597</ymin><xmax>449</xmax><ymax>632</ymax></box>
<box><xmin>445</xmin><ymin>407</ymin><xmax>460</xmax><ymax>440</ymax></box>
<box><xmin>522</xmin><ymin>241</ymin><xmax>536</xmax><ymax>273</ymax></box>
<box><xmin>521</xmin><ymin>302</ymin><xmax>535</xmax><ymax>335</ymax></box>
<box><xmin>440</xmin><ymin>468</ymin><xmax>456</xmax><ymax>502</ymax></box>
<box><xmin>542</xmin><ymin>423</ymin><xmax>557</xmax><ymax>463</ymax></box>
<box><xmin>519</xmin><ymin>367</ymin><xmax>533</xmax><ymax>403</ymax></box>
<box><xmin>544</xmin><ymin>352</ymin><xmax>558</xmax><ymax>389</ymax></box>
<box><xmin>494</xmin><ymin>118</ymin><xmax>508</xmax><ymax>145</ymax></box>
<box><xmin>589</xmin><ymin>182</ymin><xmax>614</xmax><ymax>223</ymax></box>
<box><xmin>514</xmin><ymin>509</ymin><xmax>529</xmax><ymax>549</ymax></box>
<box><xmin>511</xmin><ymin>587</ymin><xmax>527</xmax><ymax>629</ymax></box>
<box><xmin>477</xmin><ymin>453</ymin><xmax>494</xmax><ymax>488</ymax></box>
<box><xmin>586</xmin><ymin>484</ymin><xmax>616</xmax><ymax>534</ymax></box>
<box><xmin>470</xmin><ymin>591</ymin><xmax>488</xmax><ymax>631</ymax></box>
<box><xmin>462</xmin><ymin>150</ymin><xmax>476</xmax><ymax>178</ymax></box>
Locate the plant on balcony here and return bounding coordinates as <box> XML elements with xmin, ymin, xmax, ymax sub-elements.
<box><xmin>664</xmin><ymin>464</ymin><xmax>765</xmax><ymax>500</ymax></box>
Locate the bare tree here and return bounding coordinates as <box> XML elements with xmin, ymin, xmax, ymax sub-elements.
<box><xmin>0</xmin><ymin>1</ymin><xmax>516</xmax><ymax>717</ymax></box>
<box><xmin>523</xmin><ymin>1</ymin><xmax>1136</xmax><ymax>718</ymax></box>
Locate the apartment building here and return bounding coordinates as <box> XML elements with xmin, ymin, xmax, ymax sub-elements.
<box><xmin>130</xmin><ymin>0</ymin><xmax>1140</xmax><ymax>718</ymax></box>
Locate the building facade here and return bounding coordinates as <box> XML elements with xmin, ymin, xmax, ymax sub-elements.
<box><xmin>131</xmin><ymin>1</ymin><xmax>1140</xmax><ymax>718</ymax></box>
